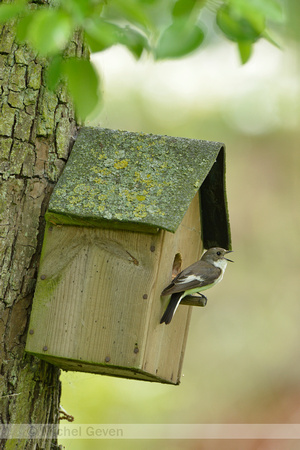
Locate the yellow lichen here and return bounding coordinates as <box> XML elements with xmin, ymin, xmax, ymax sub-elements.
<box><xmin>84</xmin><ymin>201</ymin><xmax>96</xmax><ymax>209</ymax></box>
<box><xmin>97</xmin><ymin>194</ymin><xmax>108</xmax><ymax>201</ymax></box>
<box><xmin>123</xmin><ymin>190</ymin><xmax>135</xmax><ymax>202</ymax></box>
<box><xmin>114</xmin><ymin>160</ymin><xmax>129</xmax><ymax>169</ymax></box>
<box><xmin>100</xmin><ymin>168</ymin><xmax>112</xmax><ymax>176</ymax></box>
<box><xmin>69</xmin><ymin>195</ymin><xmax>81</xmax><ymax>204</ymax></box>
<box><xmin>133</xmin><ymin>203</ymin><xmax>147</xmax><ymax>218</ymax></box>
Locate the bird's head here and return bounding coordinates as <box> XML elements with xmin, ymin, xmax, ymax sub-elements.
<box><xmin>201</xmin><ymin>247</ymin><xmax>234</xmax><ymax>266</ymax></box>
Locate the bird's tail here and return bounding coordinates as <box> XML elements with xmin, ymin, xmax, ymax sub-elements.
<box><xmin>160</xmin><ymin>292</ymin><xmax>182</xmax><ymax>325</ymax></box>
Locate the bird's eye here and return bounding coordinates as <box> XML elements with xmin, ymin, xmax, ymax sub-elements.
<box><xmin>217</xmin><ymin>251</ymin><xmax>221</xmax><ymax>256</ymax></box>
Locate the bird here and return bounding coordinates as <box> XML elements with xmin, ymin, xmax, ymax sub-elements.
<box><xmin>160</xmin><ymin>247</ymin><xmax>233</xmax><ymax>325</ymax></box>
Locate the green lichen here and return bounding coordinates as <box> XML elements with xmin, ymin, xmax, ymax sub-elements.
<box><xmin>36</xmin><ymin>88</ymin><xmax>58</xmax><ymax>136</ymax></box>
<box><xmin>27</xmin><ymin>62</ymin><xmax>42</xmax><ymax>90</ymax></box>
<box><xmin>8</xmin><ymin>91</ymin><xmax>24</xmax><ymax>109</ymax></box>
<box><xmin>14</xmin><ymin>110</ymin><xmax>33</xmax><ymax>141</ymax></box>
<box><xmin>9</xmin><ymin>64</ymin><xmax>27</xmax><ymax>91</ymax></box>
<box><xmin>0</xmin><ymin>104</ymin><xmax>15</xmax><ymax>136</ymax></box>
<box><xmin>55</xmin><ymin>104</ymin><xmax>72</xmax><ymax>159</ymax></box>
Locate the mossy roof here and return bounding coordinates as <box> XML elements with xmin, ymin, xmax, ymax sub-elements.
<box><xmin>47</xmin><ymin>127</ymin><xmax>231</xmax><ymax>249</ymax></box>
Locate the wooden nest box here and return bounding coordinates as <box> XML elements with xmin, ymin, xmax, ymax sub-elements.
<box><xmin>26</xmin><ymin>127</ymin><xmax>231</xmax><ymax>385</ymax></box>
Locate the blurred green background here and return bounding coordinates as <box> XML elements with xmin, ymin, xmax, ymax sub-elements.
<box><xmin>59</xmin><ymin>13</ymin><xmax>300</xmax><ymax>450</ymax></box>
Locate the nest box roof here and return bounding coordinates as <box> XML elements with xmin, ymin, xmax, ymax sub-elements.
<box><xmin>47</xmin><ymin>127</ymin><xmax>231</xmax><ymax>249</ymax></box>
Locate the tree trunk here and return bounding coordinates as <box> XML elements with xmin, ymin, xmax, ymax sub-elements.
<box><xmin>0</xmin><ymin>7</ymin><xmax>86</xmax><ymax>448</ymax></box>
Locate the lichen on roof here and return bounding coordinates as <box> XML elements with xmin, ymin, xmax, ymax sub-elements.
<box><xmin>47</xmin><ymin>127</ymin><xmax>226</xmax><ymax>234</ymax></box>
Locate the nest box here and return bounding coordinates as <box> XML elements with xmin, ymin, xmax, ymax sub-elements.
<box><xmin>26</xmin><ymin>127</ymin><xmax>231</xmax><ymax>385</ymax></box>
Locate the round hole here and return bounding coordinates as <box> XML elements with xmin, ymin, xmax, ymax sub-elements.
<box><xmin>172</xmin><ymin>253</ymin><xmax>182</xmax><ymax>279</ymax></box>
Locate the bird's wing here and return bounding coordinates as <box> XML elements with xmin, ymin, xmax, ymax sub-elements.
<box><xmin>161</xmin><ymin>261</ymin><xmax>221</xmax><ymax>296</ymax></box>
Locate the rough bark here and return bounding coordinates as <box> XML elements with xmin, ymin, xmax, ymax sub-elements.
<box><xmin>0</xmin><ymin>7</ymin><xmax>86</xmax><ymax>448</ymax></box>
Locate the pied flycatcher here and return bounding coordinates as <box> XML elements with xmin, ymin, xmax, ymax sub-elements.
<box><xmin>160</xmin><ymin>247</ymin><xmax>233</xmax><ymax>325</ymax></box>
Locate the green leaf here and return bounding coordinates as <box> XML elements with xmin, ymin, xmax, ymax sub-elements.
<box><xmin>85</xmin><ymin>19</ymin><xmax>122</xmax><ymax>53</ymax></box>
<box><xmin>156</xmin><ymin>20</ymin><xmax>204</xmax><ymax>59</ymax></box>
<box><xmin>62</xmin><ymin>58</ymin><xmax>100</xmax><ymax>120</ymax></box>
<box><xmin>263</xmin><ymin>30</ymin><xmax>281</xmax><ymax>49</ymax></box>
<box><xmin>216</xmin><ymin>4</ymin><xmax>265</xmax><ymax>43</ymax></box>
<box><xmin>85</xmin><ymin>18</ymin><xmax>149</xmax><ymax>58</ymax></box>
<box><xmin>237</xmin><ymin>41</ymin><xmax>252</xmax><ymax>64</ymax></box>
<box><xmin>120</xmin><ymin>26</ymin><xmax>149</xmax><ymax>59</ymax></box>
<box><xmin>172</xmin><ymin>0</ymin><xmax>197</xmax><ymax>19</ymax></box>
<box><xmin>0</xmin><ymin>1</ymin><xmax>26</xmax><ymax>23</ymax></box>
<box><xmin>253</xmin><ymin>0</ymin><xmax>283</xmax><ymax>22</ymax></box>
<box><xmin>25</xmin><ymin>9</ymin><xmax>73</xmax><ymax>56</ymax></box>
<box><xmin>16</xmin><ymin>12</ymin><xmax>33</xmax><ymax>42</ymax></box>
<box><xmin>63</xmin><ymin>0</ymin><xmax>104</xmax><ymax>25</ymax></box>
<box><xmin>46</xmin><ymin>56</ymin><xmax>63</xmax><ymax>91</ymax></box>
<box><xmin>110</xmin><ymin>0</ymin><xmax>151</xmax><ymax>30</ymax></box>
<box><xmin>230</xmin><ymin>0</ymin><xmax>283</xmax><ymax>23</ymax></box>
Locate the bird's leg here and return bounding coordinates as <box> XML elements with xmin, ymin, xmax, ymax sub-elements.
<box><xmin>198</xmin><ymin>293</ymin><xmax>207</xmax><ymax>301</ymax></box>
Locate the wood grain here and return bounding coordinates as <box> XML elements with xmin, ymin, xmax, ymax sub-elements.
<box><xmin>26</xmin><ymin>193</ymin><xmax>203</xmax><ymax>384</ymax></box>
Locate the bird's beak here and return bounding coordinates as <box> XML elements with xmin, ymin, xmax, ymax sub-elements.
<box><xmin>225</xmin><ymin>250</ymin><xmax>234</xmax><ymax>262</ymax></box>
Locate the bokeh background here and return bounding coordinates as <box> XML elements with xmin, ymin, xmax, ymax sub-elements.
<box><xmin>60</xmin><ymin>3</ymin><xmax>300</xmax><ymax>449</ymax></box>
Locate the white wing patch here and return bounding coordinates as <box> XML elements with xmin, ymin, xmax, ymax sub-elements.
<box><xmin>176</xmin><ymin>274</ymin><xmax>204</xmax><ymax>285</ymax></box>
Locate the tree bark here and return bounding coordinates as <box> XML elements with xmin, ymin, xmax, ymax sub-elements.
<box><xmin>0</xmin><ymin>7</ymin><xmax>86</xmax><ymax>448</ymax></box>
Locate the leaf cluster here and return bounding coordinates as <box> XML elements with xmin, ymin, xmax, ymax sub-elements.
<box><xmin>0</xmin><ymin>0</ymin><xmax>284</xmax><ymax>119</ymax></box>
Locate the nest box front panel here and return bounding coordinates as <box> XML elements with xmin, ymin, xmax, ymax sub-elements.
<box><xmin>26</xmin><ymin>224</ymin><xmax>161</xmax><ymax>369</ymax></box>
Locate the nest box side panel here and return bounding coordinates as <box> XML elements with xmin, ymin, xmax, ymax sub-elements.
<box><xmin>143</xmin><ymin>192</ymin><xmax>203</xmax><ymax>384</ymax></box>
<box><xmin>26</xmin><ymin>224</ymin><xmax>162</xmax><ymax>373</ymax></box>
